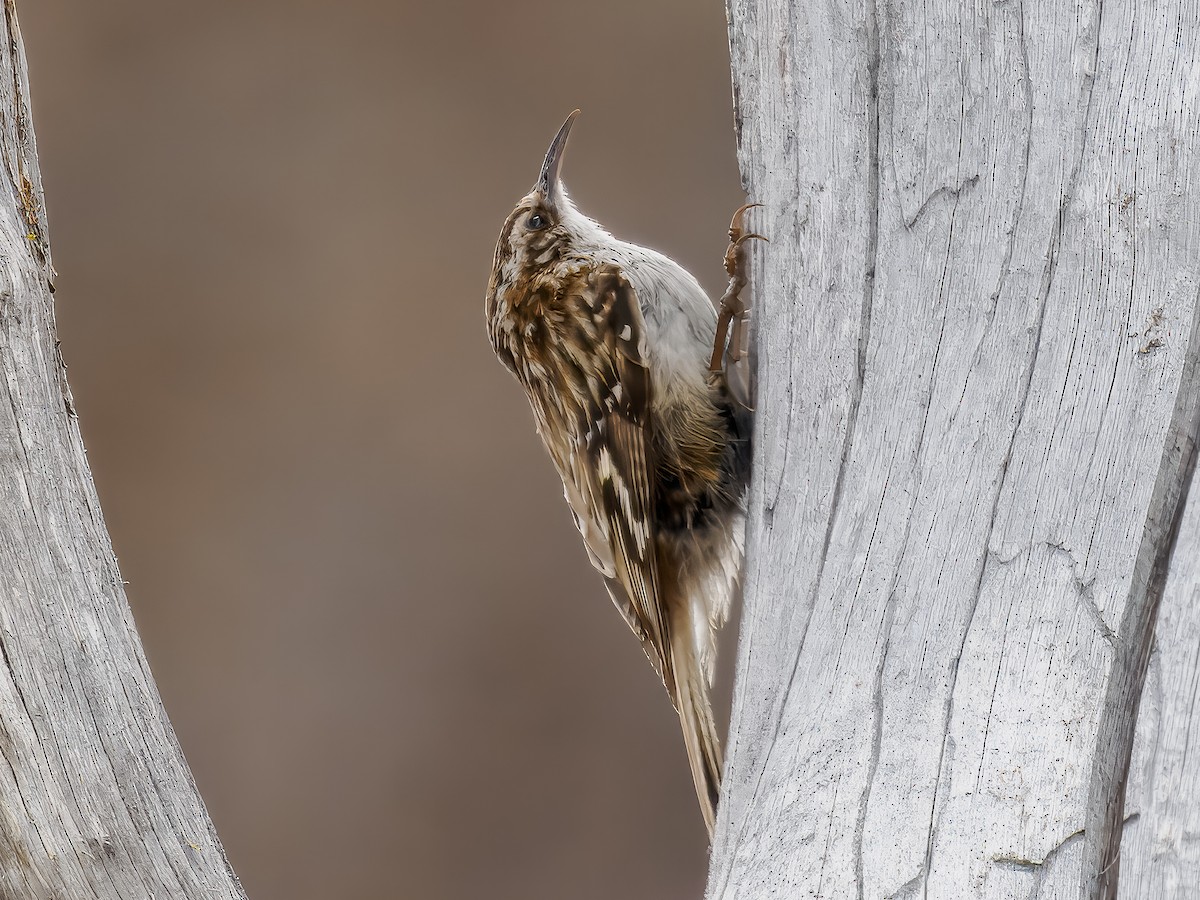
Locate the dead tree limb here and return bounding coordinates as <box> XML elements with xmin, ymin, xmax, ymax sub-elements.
<box><xmin>714</xmin><ymin>0</ymin><xmax>1200</xmax><ymax>896</ymax></box>
<box><xmin>0</xmin><ymin>7</ymin><xmax>246</xmax><ymax>898</ymax></box>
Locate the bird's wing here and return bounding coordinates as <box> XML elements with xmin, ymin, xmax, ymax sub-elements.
<box><xmin>554</xmin><ymin>264</ymin><xmax>674</xmax><ymax>692</ymax></box>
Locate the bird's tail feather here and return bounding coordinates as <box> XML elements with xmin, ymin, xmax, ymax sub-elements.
<box><xmin>670</xmin><ymin>607</ymin><xmax>724</xmax><ymax>837</ymax></box>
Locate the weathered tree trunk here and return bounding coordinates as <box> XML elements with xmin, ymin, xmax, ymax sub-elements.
<box><xmin>714</xmin><ymin>0</ymin><xmax>1199</xmax><ymax>897</ymax></box>
<box><xmin>0</xmin><ymin>7</ymin><xmax>246</xmax><ymax>899</ymax></box>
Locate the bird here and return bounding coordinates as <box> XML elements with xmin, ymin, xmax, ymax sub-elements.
<box><xmin>484</xmin><ymin>109</ymin><xmax>759</xmax><ymax>836</ymax></box>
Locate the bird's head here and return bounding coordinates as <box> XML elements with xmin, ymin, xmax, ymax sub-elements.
<box><xmin>487</xmin><ymin>110</ymin><xmax>608</xmax><ymax>308</ymax></box>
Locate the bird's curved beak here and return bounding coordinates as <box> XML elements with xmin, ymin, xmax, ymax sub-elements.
<box><xmin>535</xmin><ymin>109</ymin><xmax>580</xmax><ymax>203</ymax></box>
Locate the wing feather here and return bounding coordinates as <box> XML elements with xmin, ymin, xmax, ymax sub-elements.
<box><xmin>512</xmin><ymin>259</ymin><xmax>724</xmax><ymax>830</ymax></box>
<box><xmin>555</xmin><ymin>265</ymin><xmax>674</xmax><ymax>693</ymax></box>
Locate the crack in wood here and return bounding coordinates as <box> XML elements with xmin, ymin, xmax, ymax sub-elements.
<box><xmin>855</xmin><ymin>632</ymin><xmax>891</xmax><ymax>900</ymax></box>
<box><xmin>1046</xmin><ymin>541</ymin><xmax>1121</xmax><ymax>649</ymax></box>
<box><xmin>1085</xmin><ymin>288</ymin><xmax>1200</xmax><ymax>899</ymax></box>
<box><xmin>904</xmin><ymin>175</ymin><xmax>981</xmax><ymax>230</ymax></box>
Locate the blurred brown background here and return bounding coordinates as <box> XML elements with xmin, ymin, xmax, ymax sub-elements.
<box><xmin>21</xmin><ymin>3</ymin><xmax>743</xmax><ymax>898</ymax></box>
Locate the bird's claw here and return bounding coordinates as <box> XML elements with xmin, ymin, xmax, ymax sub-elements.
<box><xmin>723</xmin><ymin>203</ymin><xmax>767</xmax><ymax>278</ymax></box>
<box><xmin>710</xmin><ymin>203</ymin><xmax>765</xmax><ymax>374</ymax></box>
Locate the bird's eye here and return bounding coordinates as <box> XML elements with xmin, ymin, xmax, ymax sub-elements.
<box><xmin>527</xmin><ymin>213</ymin><xmax>546</xmax><ymax>230</ymax></box>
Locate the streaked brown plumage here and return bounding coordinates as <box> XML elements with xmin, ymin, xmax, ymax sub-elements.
<box><xmin>485</xmin><ymin>110</ymin><xmax>756</xmax><ymax>835</ymax></box>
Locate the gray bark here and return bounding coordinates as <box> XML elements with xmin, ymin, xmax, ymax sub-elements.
<box><xmin>715</xmin><ymin>0</ymin><xmax>1200</xmax><ymax>898</ymax></box>
<box><xmin>0</xmin><ymin>7</ymin><xmax>246</xmax><ymax>899</ymax></box>
<box><xmin>1120</xmin><ymin>482</ymin><xmax>1200</xmax><ymax>897</ymax></box>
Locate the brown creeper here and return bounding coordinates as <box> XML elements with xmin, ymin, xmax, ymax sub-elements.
<box><xmin>485</xmin><ymin>110</ymin><xmax>756</xmax><ymax>835</ymax></box>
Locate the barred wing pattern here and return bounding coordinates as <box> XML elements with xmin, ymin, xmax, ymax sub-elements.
<box><xmin>498</xmin><ymin>258</ymin><xmax>726</xmax><ymax>832</ymax></box>
<box><xmin>552</xmin><ymin>265</ymin><xmax>675</xmax><ymax>694</ymax></box>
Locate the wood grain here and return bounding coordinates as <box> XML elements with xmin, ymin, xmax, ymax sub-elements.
<box><xmin>716</xmin><ymin>0</ymin><xmax>1200</xmax><ymax>896</ymax></box>
<box><xmin>0</xmin><ymin>5</ymin><xmax>246</xmax><ymax>898</ymax></box>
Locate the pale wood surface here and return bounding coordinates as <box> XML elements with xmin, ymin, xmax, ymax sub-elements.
<box><xmin>1121</xmin><ymin>468</ymin><xmax>1200</xmax><ymax>897</ymax></box>
<box><xmin>0</xmin><ymin>6</ymin><xmax>246</xmax><ymax>898</ymax></box>
<box><xmin>715</xmin><ymin>0</ymin><xmax>1200</xmax><ymax>896</ymax></box>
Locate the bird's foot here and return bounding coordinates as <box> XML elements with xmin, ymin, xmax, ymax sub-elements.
<box><xmin>709</xmin><ymin>203</ymin><xmax>765</xmax><ymax>373</ymax></box>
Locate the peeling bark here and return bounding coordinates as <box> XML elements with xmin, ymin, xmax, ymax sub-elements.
<box><xmin>714</xmin><ymin>0</ymin><xmax>1200</xmax><ymax>897</ymax></box>
<box><xmin>0</xmin><ymin>6</ymin><xmax>246</xmax><ymax>899</ymax></box>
